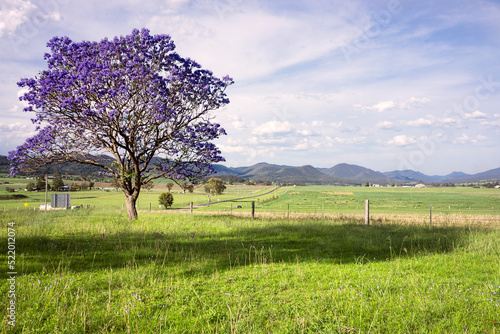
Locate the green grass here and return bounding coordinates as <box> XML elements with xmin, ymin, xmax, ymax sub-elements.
<box><xmin>256</xmin><ymin>185</ymin><xmax>500</xmax><ymax>215</ymax></box>
<box><xmin>1</xmin><ymin>209</ymin><xmax>499</xmax><ymax>333</ymax></box>
<box><xmin>1</xmin><ymin>177</ymin><xmax>499</xmax><ymax>216</ymax></box>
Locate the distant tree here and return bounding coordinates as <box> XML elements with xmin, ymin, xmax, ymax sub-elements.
<box><xmin>52</xmin><ymin>172</ymin><xmax>64</xmax><ymax>190</ymax></box>
<box><xmin>205</xmin><ymin>178</ymin><xmax>226</xmax><ymax>201</ymax></box>
<box><xmin>36</xmin><ymin>175</ymin><xmax>49</xmax><ymax>191</ymax></box>
<box><xmin>111</xmin><ymin>178</ymin><xmax>121</xmax><ymax>191</ymax></box>
<box><xmin>9</xmin><ymin>28</ymin><xmax>232</xmax><ymax>221</ymax></box>
<box><xmin>179</xmin><ymin>182</ymin><xmax>195</xmax><ymax>193</ymax></box>
<box><xmin>25</xmin><ymin>182</ymin><xmax>35</xmax><ymax>191</ymax></box>
<box><xmin>159</xmin><ymin>192</ymin><xmax>174</xmax><ymax>209</ymax></box>
<box><xmin>166</xmin><ymin>183</ymin><xmax>174</xmax><ymax>192</ymax></box>
<box><xmin>143</xmin><ymin>181</ymin><xmax>154</xmax><ymax>193</ymax></box>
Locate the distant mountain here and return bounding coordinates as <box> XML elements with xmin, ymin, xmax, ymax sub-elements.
<box><xmin>322</xmin><ymin>163</ymin><xmax>390</xmax><ymax>184</ymax></box>
<box><xmin>230</xmin><ymin>162</ymin><xmax>292</xmax><ymax>179</ymax></box>
<box><xmin>447</xmin><ymin>167</ymin><xmax>500</xmax><ymax>183</ymax></box>
<box><xmin>215</xmin><ymin>162</ymin><xmax>343</xmax><ymax>184</ymax></box>
<box><xmin>383</xmin><ymin>170</ymin><xmax>444</xmax><ymax>183</ymax></box>
<box><xmin>2</xmin><ymin>154</ymin><xmax>500</xmax><ymax>184</ymax></box>
<box><xmin>212</xmin><ymin>164</ymin><xmax>240</xmax><ymax>176</ymax></box>
<box><xmin>0</xmin><ymin>155</ymin><xmax>10</xmax><ymax>173</ymax></box>
<box><xmin>382</xmin><ymin>168</ymin><xmax>500</xmax><ymax>183</ymax></box>
<box><xmin>266</xmin><ymin>165</ymin><xmax>340</xmax><ymax>184</ymax></box>
<box><xmin>1</xmin><ymin>154</ymin><xmax>114</xmax><ymax>176</ymax></box>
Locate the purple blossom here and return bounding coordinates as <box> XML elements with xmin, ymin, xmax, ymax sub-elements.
<box><xmin>9</xmin><ymin>28</ymin><xmax>232</xmax><ymax>221</ymax></box>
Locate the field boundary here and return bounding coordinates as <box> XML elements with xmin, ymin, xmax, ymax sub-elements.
<box><xmin>173</xmin><ymin>186</ymin><xmax>281</xmax><ymax>210</ymax></box>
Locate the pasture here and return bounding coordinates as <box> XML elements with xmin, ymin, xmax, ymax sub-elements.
<box><xmin>1</xmin><ymin>177</ymin><xmax>499</xmax><ymax>218</ymax></box>
<box><xmin>1</xmin><ymin>182</ymin><xmax>500</xmax><ymax>332</ymax></box>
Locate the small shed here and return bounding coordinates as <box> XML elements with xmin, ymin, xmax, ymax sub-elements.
<box><xmin>51</xmin><ymin>193</ymin><xmax>71</xmax><ymax>209</ymax></box>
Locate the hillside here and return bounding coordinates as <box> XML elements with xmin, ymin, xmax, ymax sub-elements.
<box><xmin>322</xmin><ymin>163</ymin><xmax>390</xmax><ymax>184</ymax></box>
<box><xmin>0</xmin><ymin>155</ymin><xmax>10</xmax><ymax>173</ymax></box>
<box><xmin>2</xmin><ymin>154</ymin><xmax>500</xmax><ymax>184</ymax></box>
<box><xmin>255</xmin><ymin>164</ymin><xmax>341</xmax><ymax>184</ymax></box>
<box><xmin>217</xmin><ymin>163</ymin><xmax>343</xmax><ymax>184</ymax></box>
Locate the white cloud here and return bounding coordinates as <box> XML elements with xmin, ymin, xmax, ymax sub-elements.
<box><xmin>355</xmin><ymin>100</ymin><xmax>395</xmax><ymax>112</ymax></box>
<box><xmin>292</xmin><ymin>138</ymin><xmax>321</xmax><ymax>151</ymax></box>
<box><xmin>0</xmin><ymin>0</ymin><xmax>37</xmax><ymax>37</ymax></box>
<box><xmin>311</xmin><ymin>120</ymin><xmax>324</xmax><ymax>127</ymax></box>
<box><xmin>0</xmin><ymin>121</ymin><xmax>32</xmax><ymax>132</ymax></box>
<box><xmin>330</xmin><ymin>122</ymin><xmax>344</xmax><ymax>128</ymax></box>
<box><xmin>376</xmin><ymin>121</ymin><xmax>395</xmax><ymax>129</ymax></box>
<box><xmin>0</xmin><ymin>0</ymin><xmax>63</xmax><ymax>38</ymax></box>
<box><xmin>297</xmin><ymin>129</ymin><xmax>313</xmax><ymax>136</ymax></box>
<box><xmin>387</xmin><ymin>135</ymin><xmax>416</xmax><ymax>146</ymax></box>
<box><xmin>406</xmin><ymin>118</ymin><xmax>433</xmax><ymax>127</ymax></box>
<box><xmin>355</xmin><ymin>97</ymin><xmax>431</xmax><ymax>113</ymax></box>
<box><xmin>405</xmin><ymin>115</ymin><xmax>460</xmax><ymax>127</ymax></box>
<box><xmin>326</xmin><ymin>136</ymin><xmax>367</xmax><ymax>145</ymax></box>
<box><xmin>481</xmin><ymin>119</ymin><xmax>500</xmax><ymax>128</ymax></box>
<box><xmin>399</xmin><ymin>96</ymin><xmax>431</xmax><ymax>109</ymax></box>
<box><xmin>252</xmin><ymin>120</ymin><xmax>293</xmax><ymax>135</ymax></box>
<box><xmin>464</xmin><ymin>110</ymin><xmax>487</xmax><ymax>119</ymax></box>
<box><xmin>477</xmin><ymin>135</ymin><xmax>487</xmax><ymax>141</ymax></box>
<box><xmin>454</xmin><ymin>134</ymin><xmax>470</xmax><ymax>144</ymax></box>
<box><xmin>453</xmin><ymin>133</ymin><xmax>487</xmax><ymax>144</ymax></box>
<box><xmin>148</xmin><ymin>2</ymin><xmax>361</xmax><ymax>82</ymax></box>
<box><xmin>219</xmin><ymin>144</ymin><xmax>274</xmax><ymax>161</ymax></box>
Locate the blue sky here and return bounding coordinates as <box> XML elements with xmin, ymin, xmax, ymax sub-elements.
<box><xmin>1</xmin><ymin>0</ymin><xmax>499</xmax><ymax>175</ymax></box>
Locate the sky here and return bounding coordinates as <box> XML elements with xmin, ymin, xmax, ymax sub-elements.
<box><xmin>1</xmin><ymin>0</ymin><xmax>500</xmax><ymax>175</ymax></box>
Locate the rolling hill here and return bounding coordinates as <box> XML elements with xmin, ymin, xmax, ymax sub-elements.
<box><xmin>2</xmin><ymin>155</ymin><xmax>499</xmax><ymax>184</ymax></box>
<box><xmin>322</xmin><ymin>163</ymin><xmax>390</xmax><ymax>184</ymax></box>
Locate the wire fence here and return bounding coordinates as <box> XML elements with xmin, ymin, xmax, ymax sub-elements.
<box><xmin>186</xmin><ymin>200</ymin><xmax>500</xmax><ymax>225</ymax></box>
<box><xmin>4</xmin><ymin>198</ymin><xmax>500</xmax><ymax>227</ymax></box>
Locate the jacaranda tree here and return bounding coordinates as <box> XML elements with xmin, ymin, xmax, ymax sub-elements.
<box><xmin>9</xmin><ymin>28</ymin><xmax>233</xmax><ymax>221</ymax></box>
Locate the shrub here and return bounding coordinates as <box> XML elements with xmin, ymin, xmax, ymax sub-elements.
<box><xmin>159</xmin><ymin>192</ymin><xmax>174</xmax><ymax>209</ymax></box>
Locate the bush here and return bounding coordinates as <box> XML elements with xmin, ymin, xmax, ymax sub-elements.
<box><xmin>159</xmin><ymin>192</ymin><xmax>174</xmax><ymax>209</ymax></box>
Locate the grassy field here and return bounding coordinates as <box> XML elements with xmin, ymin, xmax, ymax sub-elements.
<box><xmin>1</xmin><ymin>209</ymin><xmax>499</xmax><ymax>333</ymax></box>
<box><xmin>1</xmin><ymin>177</ymin><xmax>499</xmax><ymax>218</ymax></box>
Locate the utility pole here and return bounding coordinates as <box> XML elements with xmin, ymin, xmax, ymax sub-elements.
<box><xmin>44</xmin><ymin>174</ymin><xmax>48</xmax><ymax>211</ymax></box>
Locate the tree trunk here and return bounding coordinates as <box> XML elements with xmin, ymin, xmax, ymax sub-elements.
<box><xmin>125</xmin><ymin>194</ymin><xmax>138</xmax><ymax>221</ymax></box>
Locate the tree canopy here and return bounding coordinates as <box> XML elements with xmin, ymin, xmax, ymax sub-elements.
<box><xmin>205</xmin><ymin>177</ymin><xmax>226</xmax><ymax>201</ymax></box>
<box><xmin>9</xmin><ymin>28</ymin><xmax>233</xmax><ymax>220</ymax></box>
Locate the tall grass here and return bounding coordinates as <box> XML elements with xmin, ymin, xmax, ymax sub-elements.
<box><xmin>1</xmin><ymin>210</ymin><xmax>499</xmax><ymax>333</ymax></box>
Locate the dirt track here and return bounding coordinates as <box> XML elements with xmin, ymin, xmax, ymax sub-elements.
<box><xmin>174</xmin><ymin>186</ymin><xmax>281</xmax><ymax>210</ymax></box>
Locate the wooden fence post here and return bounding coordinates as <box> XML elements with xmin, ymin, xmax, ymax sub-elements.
<box><xmin>190</xmin><ymin>202</ymin><xmax>193</xmax><ymax>214</ymax></box>
<box><xmin>365</xmin><ymin>200</ymin><xmax>370</xmax><ymax>225</ymax></box>
<box><xmin>430</xmin><ymin>203</ymin><xmax>432</xmax><ymax>226</ymax></box>
<box><xmin>149</xmin><ymin>203</ymin><xmax>151</xmax><ymax>212</ymax></box>
<box><xmin>251</xmin><ymin>201</ymin><xmax>255</xmax><ymax>219</ymax></box>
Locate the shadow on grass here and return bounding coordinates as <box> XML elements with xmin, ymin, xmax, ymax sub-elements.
<box><xmin>14</xmin><ymin>214</ymin><xmax>477</xmax><ymax>276</ymax></box>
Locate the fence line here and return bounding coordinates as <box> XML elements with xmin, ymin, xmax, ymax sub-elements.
<box><xmin>4</xmin><ymin>200</ymin><xmax>499</xmax><ymax>226</ymax></box>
